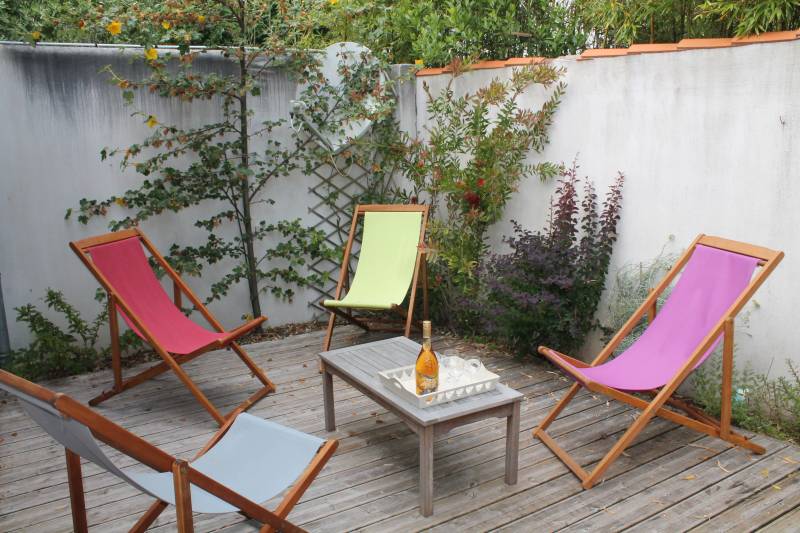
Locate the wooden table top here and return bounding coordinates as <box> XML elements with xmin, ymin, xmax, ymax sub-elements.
<box><xmin>320</xmin><ymin>336</ymin><xmax>523</xmax><ymax>427</ymax></box>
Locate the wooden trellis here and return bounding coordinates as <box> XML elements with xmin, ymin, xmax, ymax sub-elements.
<box><xmin>305</xmin><ymin>151</ymin><xmax>375</xmax><ymax>314</ymax></box>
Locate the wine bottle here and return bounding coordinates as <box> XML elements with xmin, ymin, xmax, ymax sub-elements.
<box><xmin>415</xmin><ymin>321</ymin><xmax>438</xmax><ymax>395</ymax></box>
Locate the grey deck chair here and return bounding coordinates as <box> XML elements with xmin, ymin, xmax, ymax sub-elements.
<box><xmin>0</xmin><ymin>370</ymin><xmax>337</xmax><ymax>533</ymax></box>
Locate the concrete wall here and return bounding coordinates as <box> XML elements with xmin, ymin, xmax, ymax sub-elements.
<box><xmin>2</xmin><ymin>40</ymin><xmax>798</xmax><ymax>377</ymax></box>
<box><xmin>416</xmin><ymin>40</ymin><xmax>800</xmax><ymax>376</ymax></box>
<box><xmin>0</xmin><ymin>44</ymin><xmax>333</xmax><ymax>347</ymax></box>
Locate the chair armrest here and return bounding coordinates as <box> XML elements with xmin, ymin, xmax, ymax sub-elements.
<box><xmin>216</xmin><ymin>316</ymin><xmax>267</xmax><ymax>347</ymax></box>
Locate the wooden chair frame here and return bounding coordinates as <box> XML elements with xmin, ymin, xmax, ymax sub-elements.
<box><xmin>321</xmin><ymin>204</ymin><xmax>430</xmax><ymax>352</ymax></box>
<box><xmin>534</xmin><ymin>235</ymin><xmax>784</xmax><ymax>489</ymax></box>
<box><xmin>0</xmin><ymin>370</ymin><xmax>336</xmax><ymax>533</ymax></box>
<box><xmin>70</xmin><ymin>228</ymin><xmax>275</xmax><ymax>426</ymax></box>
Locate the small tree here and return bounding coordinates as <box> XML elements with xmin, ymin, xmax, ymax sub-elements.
<box><xmin>401</xmin><ymin>60</ymin><xmax>566</xmax><ymax>329</ymax></box>
<box><xmin>69</xmin><ymin>1</ymin><xmax>392</xmax><ymax>322</ymax></box>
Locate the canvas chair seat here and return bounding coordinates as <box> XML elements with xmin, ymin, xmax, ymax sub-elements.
<box><xmin>323</xmin><ymin>211</ymin><xmax>424</xmax><ymax>310</ymax></box>
<box><xmin>0</xmin><ymin>370</ymin><xmax>336</xmax><ymax>532</ymax></box>
<box><xmin>534</xmin><ymin>235</ymin><xmax>783</xmax><ymax>490</ymax></box>
<box><xmin>130</xmin><ymin>414</ymin><xmax>323</xmax><ymax>513</ymax></box>
<box><xmin>88</xmin><ymin>237</ymin><xmax>229</xmax><ymax>354</ymax></box>
<box><xmin>71</xmin><ymin>228</ymin><xmax>276</xmax><ymax>426</ymax></box>
<box><xmin>321</xmin><ymin>205</ymin><xmax>430</xmax><ymax>357</ymax></box>
<box><xmin>547</xmin><ymin>245</ymin><xmax>760</xmax><ymax>391</ymax></box>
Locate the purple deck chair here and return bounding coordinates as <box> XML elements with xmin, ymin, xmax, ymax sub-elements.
<box><xmin>534</xmin><ymin>235</ymin><xmax>783</xmax><ymax>489</ymax></box>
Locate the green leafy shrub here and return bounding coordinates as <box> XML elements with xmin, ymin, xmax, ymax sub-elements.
<box><xmin>4</xmin><ymin>289</ymin><xmax>140</xmax><ymax>380</ymax></box>
<box><xmin>470</xmin><ymin>161</ymin><xmax>624</xmax><ymax>356</ymax></box>
<box><xmin>693</xmin><ymin>356</ymin><xmax>800</xmax><ymax>443</ymax></box>
<box><xmin>401</xmin><ymin>62</ymin><xmax>566</xmax><ymax>330</ymax></box>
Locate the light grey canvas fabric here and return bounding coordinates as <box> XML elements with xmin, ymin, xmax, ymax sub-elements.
<box><xmin>1</xmin><ymin>384</ymin><xmax>324</xmax><ymax>513</ymax></box>
<box><xmin>130</xmin><ymin>414</ymin><xmax>324</xmax><ymax>512</ymax></box>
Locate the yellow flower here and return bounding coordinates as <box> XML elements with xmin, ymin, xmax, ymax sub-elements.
<box><xmin>144</xmin><ymin>48</ymin><xmax>158</xmax><ymax>61</ymax></box>
<box><xmin>196</xmin><ymin>14</ymin><xmax>206</xmax><ymax>24</ymax></box>
<box><xmin>414</xmin><ymin>59</ymin><xmax>424</xmax><ymax>67</ymax></box>
<box><xmin>329</xmin><ymin>0</ymin><xmax>338</xmax><ymax>4</ymax></box>
<box><xmin>162</xmin><ymin>21</ymin><xmax>171</xmax><ymax>30</ymax></box>
<box><xmin>146</xmin><ymin>115</ymin><xmax>158</xmax><ymax>128</ymax></box>
<box><xmin>31</xmin><ymin>31</ymin><xmax>42</xmax><ymax>41</ymax></box>
<box><xmin>106</xmin><ymin>20</ymin><xmax>122</xmax><ymax>35</ymax></box>
<box><xmin>114</xmin><ymin>197</ymin><xmax>126</xmax><ymax>207</ymax></box>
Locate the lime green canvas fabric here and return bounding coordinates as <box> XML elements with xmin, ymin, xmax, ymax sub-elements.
<box><xmin>324</xmin><ymin>211</ymin><xmax>423</xmax><ymax>310</ymax></box>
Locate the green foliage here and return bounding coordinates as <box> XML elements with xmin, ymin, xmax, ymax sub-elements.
<box><xmin>697</xmin><ymin>0</ymin><xmax>800</xmax><ymax>37</ymax></box>
<box><xmin>67</xmin><ymin>1</ymin><xmax>400</xmax><ymax>320</ymax></box>
<box><xmin>1</xmin><ymin>0</ymin><xmax>590</xmax><ymax>64</ymax></box>
<box><xmin>4</xmin><ymin>289</ymin><xmax>139</xmax><ymax>380</ymax></box>
<box><xmin>401</xmin><ymin>62</ymin><xmax>565</xmax><ymax>329</ymax></box>
<box><xmin>693</xmin><ymin>356</ymin><xmax>800</xmax><ymax>443</ymax></box>
<box><xmin>575</xmin><ymin>0</ymin><xmax>800</xmax><ymax>47</ymax></box>
<box><xmin>5</xmin><ymin>0</ymin><xmax>796</xmax><ymax>64</ymax></box>
<box><xmin>318</xmin><ymin>0</ymin><xmax>590</xmax><ymax>65</ymax></box>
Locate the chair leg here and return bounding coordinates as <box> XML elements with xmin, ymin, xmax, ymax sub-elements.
<box><xmin>230</xmin><ymin>342</ymin><xmax>276</xmax><ymax>392</ymax></box>
<box><xmin>582</xmin><ymin>394</ymin><xmax>665</xmax><ymax>488</ymax></box>
<box><xmin>421</xmin><ymin>258</ymin><xmax>429</xmax><ymax>321</ymax></box>
<box><xmin>173</xmin><ymin>460</ymin><xmax>194</xmax><ymax>533</ymax></box>
<box><xmin>720</xmin><ymin>318</ymin><xmax>734</xmax><ymax>439</ymax></box>
<box><xmin>404</xmin><ymin>251</ymin><xmax>424</xmax><ymax>337</ymax></box>
<box><xmin>272</xmin><ymin>440</ymin><xmax>339</xmax><ymax>526</ymax></box>
<box><xmin>108</xmin><ymin>296</ymin><xmax>123</xmax><ymax>392</ymax></box>
<box><xmin>129</xmin><ymin>500</ymin><xmax>168</xmax><ymax>533</ymax></box>
<box><xmin>323</xmin><ymin>311</ymin><xmax>336</xmax><ymax>352</ymax></box>
<box><xmin>160</xmin><ymin>351</ymin><xmax>225</xmax><ymax>426</ymax></box>
<box><xmin>65</xmin><ymin>450</ymin><xmax>88</xmax><ymax>533</ymax></box>
<box><xmin>534</xmin><ymin>382</ymin><xmax>581</xmax><ymax>436</ymax></box>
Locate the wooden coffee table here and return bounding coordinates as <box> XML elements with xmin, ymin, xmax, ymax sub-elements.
<box><xmin>320</xmin><ymin>336</ymin><xmax>523</xmax><ymax>516</ymax></box>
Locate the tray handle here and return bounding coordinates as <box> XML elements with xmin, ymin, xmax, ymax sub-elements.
<box><xmin>387</xmin><ymin>376</ymin><xmax>405</xmax><ymax>391</ymax></box>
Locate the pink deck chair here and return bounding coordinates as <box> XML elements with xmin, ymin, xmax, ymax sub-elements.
<box><xmin>71</xmin><ymin>228</ymin><xmax>275</xmax><ymax>426</ymax></box>
<box><xmin>534</xmin><ymin>235</ymin><xmax>783</xmax><ymax>489</ymax></box>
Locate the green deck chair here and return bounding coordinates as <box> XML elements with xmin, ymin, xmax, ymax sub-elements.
<box><xmin>321</xmin><ymin>204</ymin><xmax>429</xmax><ymax>352</ymax></box>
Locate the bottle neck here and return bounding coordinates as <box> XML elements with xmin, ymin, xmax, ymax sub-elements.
<box><xmin>422</xmin><ymin>338</ymin><xmax>431</xmax><ymax>351</ymax></box>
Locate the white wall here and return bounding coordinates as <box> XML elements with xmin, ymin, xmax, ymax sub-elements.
<box><xmin>0</xmin><ymin>44</ymin><xmax>330</xmax><ymax>347</ymax></box>
<box><xmin>2</xmin><ymin>40</ymin><xmax>798</xmax><ymax>378</ymax></box>
<box><xmin>416</xmin><ymin>40</ymin><xmax>800</xmax><ymax>376</ymax></box>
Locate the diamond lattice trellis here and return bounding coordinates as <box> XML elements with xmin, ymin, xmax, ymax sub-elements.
<box><xmin>305</xmin><ymin>153</ymin><xmax>375</xmax><ymax>316</ymax></box>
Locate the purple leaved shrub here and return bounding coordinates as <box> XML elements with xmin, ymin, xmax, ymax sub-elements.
<box><xmin>472</xmin><ymin>162</ymin><xmax>624</xmax><ymax>357</ymax></box>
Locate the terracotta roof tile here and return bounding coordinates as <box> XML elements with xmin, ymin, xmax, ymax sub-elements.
<box><xmin>416</xmin><ymin>28</ymin><xmax>800</xmax><ymax>73</ymax></box>
<box><xmin>732</xmin><ymin>29</ymin><xmax>800</xmax><ymax>45</ymax></box>
<box><xmin>676</xmin><ymin>38</ymin><xmax>734</xmax><ymax>49</ymax></box>
<box><xmin>470</xmin><ymin>60</ymin><xmax>509</xmax><ymax>70</ymax></box>
<box><xmin>415</xmin><ymin>67</ymin><xmax>447</xmax><ymax>77</ymax></box>
<box><xmin>627</xmin><ymin>43</ymin><xmax>680</xmax><ymax>54</ymax></box>
<box><xmin>504</xmin><ymin>57</ymin><xmax>546</xmax><ymax>66</ymax></box>
<box><xmin>578</xmin><ymin>48</ymin><xmax>629</xmax><ymax>60</ymax></box>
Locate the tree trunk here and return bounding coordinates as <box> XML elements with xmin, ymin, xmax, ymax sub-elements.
<box><xmin>237</xmin><ymin>6</ymin><xmax>263</xmax><ymax>326</ymax></box>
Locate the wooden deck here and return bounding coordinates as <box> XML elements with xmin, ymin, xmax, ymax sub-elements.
<box><xmin>1</xmin><ymin>325</ymin><xmax>799</xmax><ymax>532</ymax></box>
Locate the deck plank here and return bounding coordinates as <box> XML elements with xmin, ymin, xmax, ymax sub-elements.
<box><xmin>1</xmin><ymin>325</ymin><xmax>799</xmax><ymax>532</ymax></box>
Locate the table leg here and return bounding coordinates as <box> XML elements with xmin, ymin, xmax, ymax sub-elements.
<box><xmin>322</xmin><ymin>364</ymin><xmax>336</xmax><ymax>432</ymax></box>
<box><xmin>505</xmin><ymin>400</ymin><xmax>520</xmax><ymax>485</ymax></box>
<box><xmin>419</xmin><ymin>425</ymin><xmax>434</xmax><ymax>516</ymax></box>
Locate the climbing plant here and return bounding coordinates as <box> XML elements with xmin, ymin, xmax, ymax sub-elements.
<box><xmin>68</xmin><ymin>1</ymin><xmax>398</xmax><ymax>323</ymax></box>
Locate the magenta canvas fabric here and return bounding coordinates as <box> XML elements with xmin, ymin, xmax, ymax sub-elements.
<box><xmin>557</xmin><ymin>245</ymin><xmax>759</xmax><ymax>391</ymax></box>
<box><xmin>88</xmin><ymin>237</ymin><xmax>225</xmax><ymax>354</ymax></box>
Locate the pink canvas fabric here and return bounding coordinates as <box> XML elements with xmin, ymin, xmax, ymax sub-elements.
<box><xmin>88</xmin><ymin>237</ymin><xmax>225</xmax><ymax>354</ymax></box>
<box><xmin>557</xmin><ymin>245</ymin><xmax>759</xmax><ymax>391</ymax></box>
